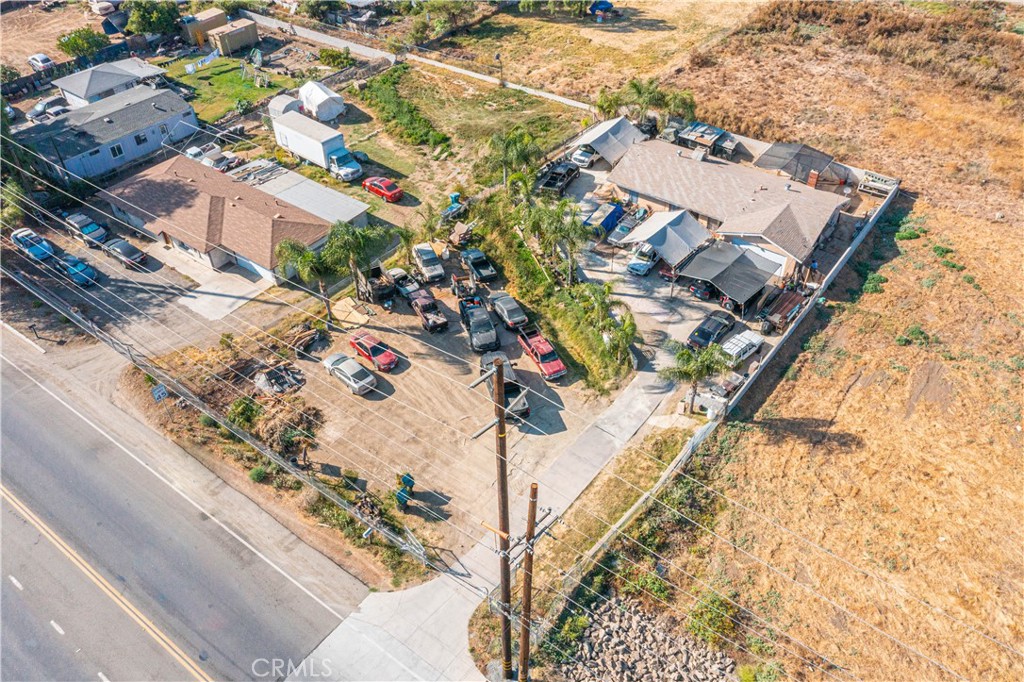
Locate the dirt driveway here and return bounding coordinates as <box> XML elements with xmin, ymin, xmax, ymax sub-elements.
<box><xmin>0</xmin><ymin>4</ymin><xmax>105</xmax><ymax>72</ymax></box>
<box><xmin>291</xmin><ymin>259</ymin><xmax>609</xmax><ymax>554</ymax></box>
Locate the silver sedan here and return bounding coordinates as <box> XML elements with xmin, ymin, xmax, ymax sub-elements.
<box><xmin>322</xmin><ymin>353</ymin><xmax>377</xmax><ymax>395</ymax></box>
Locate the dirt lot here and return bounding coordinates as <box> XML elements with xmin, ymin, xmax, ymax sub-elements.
<box><xmin>0</xmin><ymin>3</ymin><xmax>106</xmax><ymax>72</ymax></box>
<box><xmin>437</xmin><ymin>1</ymin><xmax>763</xmax><ymax>100</ymax></box>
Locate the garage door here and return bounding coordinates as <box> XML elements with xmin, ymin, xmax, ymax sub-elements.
<box><xmin>233</xmin><ymin>254</ymin><xmax>275</xmax><ymax>282</ymax></box>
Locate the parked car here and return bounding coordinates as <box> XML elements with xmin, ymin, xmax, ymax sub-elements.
<box><xmin>102</xmin><ymin>238</ymin><xmax>147</xmax><ymax>269</ymax></box>
<box><xmin>688</xmin><ymin>281</ymin><xmax>716</xmax><ymax>300</ymax></box>
<box><xmin>323</xmin><ymin>353</ymin><xmax>377</xmax><ymax>396</ymax></box>
<box><xmin>479</xmin><ymin>351</ymin><xmax>530</xmax><ymax>421</ymax></box>
<box><xmin>517</xmin><ymin>323</ymin><xmax>567</xmax><ymax>381</ymax></box>
<box><xmin>185</xmin><ymin>143</ymin><xmax>220</xmax><ymax>160</ymax></box>
<box><xmin>626</xmin><ymin>242</ymin><xmax>658</xmax><ymax>276</ymax></box>
<box><xmin>461</xmin><ymin>248</ymin><xmax>498</xmax><ymax>283</ymax></box>
<box><xmin>27</xmin><ymin>53</ymin><xmax>55</xmax><ymax>72</ymax></box>
<box><xmin>459</xmin><ymin>296</ymin><xmax>499</xmax><ymax>353</ymax></box>
<box><xmin>349</xmin><ymin>330</ymin><xmax>398</xmax><ymax>372</ymax></box>
<box><xmin>386</xmin><ymin>267</ymin><xmax>420</xmax><ymax>298</ymax></box>
<box><xmin>488</xmin><ymin>291</ymin><xmax>527</xmax><ymax>330</ymax></box>
<box><xmin>43</xmin><ymin>105</ymin><xmax>70</xmax><ymax>120</ymax></box>
<box><xmin>410</xmin><ymin>290</ymin><xmax>448</xmax><ymax>332</ymax></box>
<box><xmin>201</xmin><ymin>151</ymin><xmax>240</xmax><ymax>172</ymax></box>
<box><xmin>11</xmin><ymin>228</ymin><xmax>54</xmax><ymax>261</ymax></box>
<box><xmin>362</xmin><ymin>176</ymin><xmax>404</xmax><ymax>202</ymax></box>
<box><xmin>570</xmin><ymin>144</ymin><xmax>597</xmax><ymax>168</ymax></box>
<box><xmin>54</xmin><ymin>255</ymin><xmax>99</xmax><ymax>287</ymax></box>
<box><xmin>538</xmin><ymin>162</ymin><xmax>580</xmax><ymax>196</ymax></box>
<box><xmin>64</xmin><ymin>212</ymin><xmax>110</xmax><ymax>247</ymax></box>
<box><xmin>413</xmin><ymin>243</ymin><xmax>445</xmax><ymax>283</ymax></box>
<box><xmin>606</xmin><ymin>208</ymin><xmax>647</xmax><ymax>247</ymax></box>
<box><xmin>687</xmin><ymin>310</ymin><xmax>735</xmax><ymax>350</ymax></box>
<box><xmin>720</xmin><ymin>329</ymin><xmax>765</xmax><ymax>369</ymax></box>
<box><xmin>26</xmin><ymin>95</ymin><xmax>67</xmax><ymax>122</ymax></box>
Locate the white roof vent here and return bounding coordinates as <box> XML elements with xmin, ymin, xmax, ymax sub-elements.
<box><xmin>103</xmin><ymin>117</ymin><xmax>113</xmax><ymax>123</ymax></box>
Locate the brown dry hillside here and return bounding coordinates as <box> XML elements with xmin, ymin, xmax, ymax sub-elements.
<box><xmin>453</xmin><ymin>1</ymin><xmax>1023</xmax><ymax>680</ymax></box>
<box><xmin>647</xmin><ymin>2</ymin><xmax>1023</xmax><ymax>680</ymax></box>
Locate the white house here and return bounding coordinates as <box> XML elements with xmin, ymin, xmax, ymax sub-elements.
<box><xmin>51</xmin><ymin>57</ymin><xmax>167</xmax><ymax>108</ymax></box>
<box><xmin>16</xmin><ymin>86</ymin><xmax>197</xmax><ymax>185</ymax></box>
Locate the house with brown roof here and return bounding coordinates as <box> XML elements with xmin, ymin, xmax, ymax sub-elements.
<box><xmin>606</xmin><ymin>140</ymin><xmax>850</xmax><ymax>276</ymax></box>
<box><xmin>104</xmin><ymin>156</ymin><xmax>343</xmax><ymax>283</ymax></box>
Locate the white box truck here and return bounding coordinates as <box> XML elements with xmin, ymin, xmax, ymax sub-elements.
<box><xmin>272</xmin><ymin>110</ymin><xmax>362</xmax><ymax>181</ymax></box>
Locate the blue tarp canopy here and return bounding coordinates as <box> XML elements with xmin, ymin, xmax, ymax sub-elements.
<box><xmin>589</xmin><ymin>1</ymin><xmax>614</xmax><ymax>14</ymax></box>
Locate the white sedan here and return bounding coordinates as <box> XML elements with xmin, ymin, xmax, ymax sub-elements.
<box><xmin>323</xmin><ymin>353</ymin><xmax>377</xmax><ymax>396</ymax></box>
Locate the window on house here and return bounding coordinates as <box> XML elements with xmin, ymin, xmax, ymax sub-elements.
<box><xmin>88</xmin><ymin>149</ymin><xmax>100</xmax><ymax>156</ymax></box>
<box><xmin>110</xmin><ymin>144</ymin><xmax>124</xmax><ymax>158</ymax></box>
<box><xmin>159</xmin><ymin>124</ymin><xmax>168</xmax><ymax>136</ymax></box>
<box><xmin>134</xmin><ymin>133</ymin><xmax>148</xmax><ymax>146</ymax></box>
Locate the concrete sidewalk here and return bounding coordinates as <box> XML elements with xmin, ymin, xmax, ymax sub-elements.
<box><xmin>293</xmin><ymin>363</ymin><xmax>672</xmax><ymax>681</ymax></box>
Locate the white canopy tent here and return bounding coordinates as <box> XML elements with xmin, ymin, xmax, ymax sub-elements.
<box><xmin>298</xmin><ymin>81</ymin><xmax>347</xmax><ymax>122</ymax></box>
<box><xmin>623</xmin><ymin>210</ymin><xmax>711</xmax><ymax>267</ymax></box>
<box><xmin>572</xmin><ymin>116</ymin><xmax>647</xmax><ymax>166</ymax></box>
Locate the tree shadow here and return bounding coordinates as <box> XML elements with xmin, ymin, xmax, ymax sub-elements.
<box><xmin>406</xmin><ymin>488</ymin><xmax>453</xmax><ymax>523</ymax></box>
<box><xmin>751</xmin><ymin>416</ymin><xmax>864</xmax><ymax>452</ymax></box>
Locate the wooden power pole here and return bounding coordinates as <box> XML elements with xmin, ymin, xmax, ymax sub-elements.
<box><xmin>493</xmin><ymin>358</ymin><xmax>513</xmax><ymax>680</ymax></box>
<box><xmin>518</xmin><ymin>482</ymin><xmax>539</xmax><ymax>681</ymax></box>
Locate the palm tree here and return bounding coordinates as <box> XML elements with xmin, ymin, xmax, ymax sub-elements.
<box><xmin>416</xmin><ymin>198</ymin><xmax>441</xmax><ymax>243</ymax></box>
<box><xmin>595</xmin><ymin>87</ymin><xmax>624</xmax><ymax>120</ymax></box>
<box><xmin>320</xmin><ymin>220</ymin><xmax>388</xmax><ymax>281</ymax></box>
<box><xmin>554</xmin><ymin>201</ymin><xmax>590</xmax><ymax>286</ymax></box>
<box><xmin>393</xmin><ymin>226</ymin><xmax>416</xmax><ymax>264</ymax></box>
<box><xmin>658</xmin><ymin>343</ymin><xmax>730</xmax><ymax>415</ymax></box>
<box><xmin>487</xmin><ymin>126</ymin><xmax>542</xmax><ymax>186</ymax></box>
<box><xmin>274</xmin><ymin>238</ymin><xmax>340</xmax><ymax>325</ymax></box>
<box><xmin>661</xmin><ymin>89</ymin><xmax>697</xmax><ymax>129</ymax></box>
<box><xmin>624</xmin><ymin>77</ymin><xmax>666</xmax><ymax>126</ymax></box>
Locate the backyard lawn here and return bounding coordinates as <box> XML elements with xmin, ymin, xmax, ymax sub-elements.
<box><xmin>163</xmin><ymin>57</ymin><xmax>298</xmax><ymax>122</ymax></box>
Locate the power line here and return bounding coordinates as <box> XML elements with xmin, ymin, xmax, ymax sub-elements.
<box><xmin>5</xmin><ymin>138</ymin><xmax>992</xmax><ymax>676</ymax></box>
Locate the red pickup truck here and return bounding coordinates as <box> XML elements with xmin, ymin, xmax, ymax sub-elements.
<box><xmin>517</xmin><ymin>324</ymin><xmax>567</xmax><ymax>381</ymax></box>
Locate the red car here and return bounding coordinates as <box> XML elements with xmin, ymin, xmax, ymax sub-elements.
<box><xmin>517</xmin><ymin>324</ymin><xmax>567</xmax><ymax>381</ymax></box>
<box><xmin>361</xmin><ymin>176</ymin><xmax>404</xmax><ymax>202</ymax></box>
<box><xmin>349</xmin><ymin>330</ymin><xmax>399</xmax><ymax>372</ymax></box>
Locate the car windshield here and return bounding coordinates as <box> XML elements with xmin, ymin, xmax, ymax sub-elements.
<box><xmin>69</xmin><ymin>261</ymin><xmax>88</xmax><ymax>273</ymax></box>
<box><xmin>349</xmin><ymin>366</ymin><xmax>372</xmax><ymax>382</ymax></box>
<box><xmin>505</xmin><ymin>382</ymin><xmax>523</xmax><ymax>400</ymax></box>
<box><xmin>367</xmin><ymin>341</ymin><xmax>390</xmax><ymax>357</ymax></box>
<box><xmin>82</xmin><ymin>223</ymin><xmax>102</xmax><ymax>234</ymax></box>
<box><xmin>335</xmin><ymin>152</ymin><xmax>354</xmax><ymax>164</ymax></box>
<box><xmin>539</xmin><ymin>350</ymin><xmax>560</xmax><ymax>364</ymax></box>
<box><xmin>420</xmin><ymin>252</ymin><xmax>440</xmax><ymax>267</ymax></box>
<box><xmin>693</xmin><ymin>327</ymin><xmax>714</xmax><ymax>343</ymax></box>
<box><xmin>469</xmin><ymin>313</ymin><xmax>491</xmax><ymax>331</ymax></box>
<box><xmin>22</xmin><ymin>234</ymin><xmax>42</xmax><ymax>246</ymax></box>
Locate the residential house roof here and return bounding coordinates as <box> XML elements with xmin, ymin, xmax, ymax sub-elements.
<box><xmin>52</xmin><ymin>57</ymin><xmax>166</xmax><ymax>100</ymax></box>
<box><xmin>104</xmin><ymin>156</ymin><xmax>332</xmax><ymax>271</ymax></box>
<box><xmin>227</xmin><ymin>158</ymin><xmax>369</xmax><ymax>225</ymax></box>
<box><xmin>17</xmin><ymin>86</ymin><xmax>193</xmax><ymax>161</ymax></box>
<box><xmin>573</xmin><ymin>116</ymin><xmax>647</xmax><ymax>165</ymax></box>
<box><xmin>207</xmin><ymin>18</ymin><xmax>256</xmax><ymax>37</ymax></box>
<box><xmin>753</xmin><ymin>142</ymin><xmax>834</xmax><ymax>183</ymax></box>
<box><xmin>679</xmin><ymin>240</ymin><xmax>778</xmax><ymax>305</ymax></box>
<box><xmin>607</xmin><ymin>140</ymin><xmax>849</xmax><ymax>263</ymax></box>
<box><xmin>622</xmin><ymin>210</ymin><xmax>711</xmax><ymax>267</ymax></box>
<box><xmin>193</xmin><ymin>7</ymin><xmax>227</xmax><ymax>22</ymax></box>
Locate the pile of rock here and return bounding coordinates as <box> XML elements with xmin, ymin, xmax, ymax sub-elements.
<box><xmin>557</xmin><ymin>596</ymin><xmax>735</xmax><ymax>682</ymax></box>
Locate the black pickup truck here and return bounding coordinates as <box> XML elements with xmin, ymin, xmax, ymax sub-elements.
<box><xmin>538</xmin><ymin>162</ymin><xmax>580</xmax><ymax>197</ymax></box>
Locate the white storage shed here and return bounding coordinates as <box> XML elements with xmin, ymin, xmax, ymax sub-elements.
<box><xmin>298</xmin><ymin>81</ymin><xmax>347</xmax><ymax>122</ymax></box>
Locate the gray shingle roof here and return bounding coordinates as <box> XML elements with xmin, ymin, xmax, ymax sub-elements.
<box><xmin>17</xmin><ymin>87</ymin><xmax>192</xmax><ymax>160</ymax></box>
<box><xmin>607</xmin><ymin>140</ymin><xmax>849</xmax><ymax>263</ymax></box>
<box><xmin>52</xmin><ymin>57</ymin><xmax>166</xmax><ymax>100</ymax></box>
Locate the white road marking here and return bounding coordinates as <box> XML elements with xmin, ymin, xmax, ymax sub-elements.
<box><xmin>8</xmin><ymin>575</ymin><xmax>23</xmax><ymax>590</ymax></box>
<box><xmin>98</xmin><ymin>672</ymin><xmax>111</xmax><ymax>682</ymax></box>
<box><xmin>50</xmin><ymin>620</ymin><xmax>65</xmax><ymax>635</ymax></box>
<box><xmin>1</xmin><ymin>355</ymin><xmax>424</xmax><ymax>682</ymax></box>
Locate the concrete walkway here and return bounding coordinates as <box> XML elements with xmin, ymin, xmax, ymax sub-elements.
<box><xmin>293</xmin><ymin>363</ymin><xmax>672</xmax><ymax>681</ymax></box>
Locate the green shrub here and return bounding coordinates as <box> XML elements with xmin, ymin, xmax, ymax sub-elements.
<box><xmin>199</xmin><ymin>413</ymin><xmax>219</xmax><ymax>428</ymax></box>
<box><xmin>227</xmin><ymin>396</ymin><xmax>263</xmax><ymax>429</ymax></box>
<box><xmin>962</xmin><ymin>274</ymin><xmax>975</xmax><ymax>284</ymax></box>
<box><xmin>249</xmin><ymin>465</ymin><xmax>268</xmax><ymax>483</ymax></box>
<box><xmin>894</xmin><ymin>229</ymin><xmax>920</xmax><ymax>240</ymax></box>
<box><xmin>941</xmin><ymin>259</ymin><xmax>966</xmax><ymax>271</ymax></box>
<box><xmin>620</xmin><ymin>564</ymin><xmax>672</xmax><ymax>601</ymax></box>
<box><xmin>360</xmin><ymin>64</ymin><xmax>450</xmax><ymax>149</ymax></box>
<box><xmin>738</xmin><ymin>665</ymin><xmax>758</xmax><ymax>682</ymax></box>
<box><xmin>932</xmin><ymin>245</ymin><xmax>954</xmax><ymax>257</ymax></box>
<box><xmin>687</xmin><ymin>591</ymin><xmax>739</xmax><ymax>647</ymax></box>
<box><xmin>896</xmin><ymin>324</ymin><xmax>933</xmax><ymax>347</ymax></box>
<box><xmin>319</xmin><ymin>47</ymin><xmax>355</xmax><ymax>69</ymax></box>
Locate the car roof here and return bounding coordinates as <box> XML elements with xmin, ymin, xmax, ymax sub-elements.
<box><xmin>351</xmin><ymin>330</ymin><xmax>382</xmax><ymax>343</ymax></box>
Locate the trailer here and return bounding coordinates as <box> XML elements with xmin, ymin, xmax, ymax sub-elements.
<box><xmin>355</xmin><ymin>259</ymin><xmax>396</xmax><ymax>307</ymax></box>
<box><xmin>272</xmin><ymin>110</ymin><xmax>362</xmax><ymax>181</ymax></box>
<box><xmin>757</xmin><ymin>290</ymin><xmax>805</xmax><ymax>335</ymax></box>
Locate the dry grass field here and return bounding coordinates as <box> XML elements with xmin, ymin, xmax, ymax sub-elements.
<box><xmin>0</xmin><ymin>3</ymin><xmax>106</xmax><ymax>70</ymax></box>
<box><xmin>455</xmin><ymin>2</ymin><xmax>1023</xmax><ymax>680</ymax></box>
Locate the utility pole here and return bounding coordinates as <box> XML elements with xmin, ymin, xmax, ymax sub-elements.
<box><xmin>518</xmin><ymin>482</ymin><xmax>539</xmax><ymax>681</ymax></box>
<box><xmin>493</xmin><ymin>357</ymin><xmax>513</xmax><ymax>680</ymax></box>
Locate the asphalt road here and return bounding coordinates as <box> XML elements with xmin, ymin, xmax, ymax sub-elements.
<box><xmin>0</xmin><ymin>358</ymin><xmax>345</xmax><ymax>681</ymax></box>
